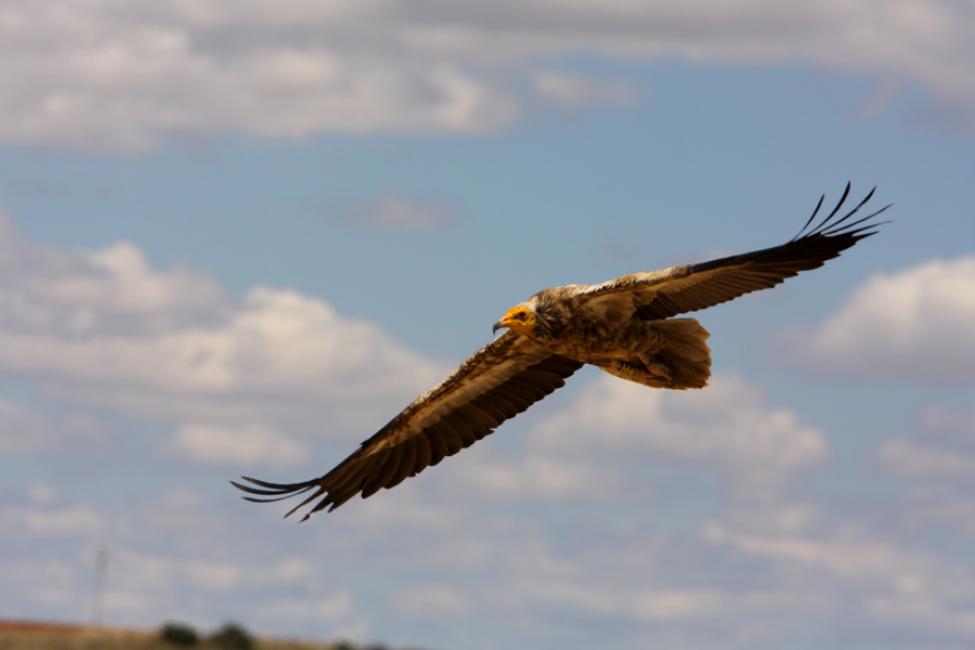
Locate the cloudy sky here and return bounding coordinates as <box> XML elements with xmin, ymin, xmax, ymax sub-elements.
<box><xmin>2</xmin><ymin>1</ymin><xmax>974</xmax><ymax>649</ymax></box>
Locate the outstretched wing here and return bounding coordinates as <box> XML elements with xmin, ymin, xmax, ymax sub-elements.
<box><xmin>232</xmin><ymin>332</ymin><xmax>582</xmax><ymax>521</ymax></box>
<box><xmin>576</xmin><ymin>183</ymin><xmax>891</xmax><ymax>320</ymax></box>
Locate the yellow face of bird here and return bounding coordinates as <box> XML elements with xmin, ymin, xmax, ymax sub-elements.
<box><xmin>493</xmin><ymin>304</ymin><xmax>536</xmax><ymax>335</ymax></box>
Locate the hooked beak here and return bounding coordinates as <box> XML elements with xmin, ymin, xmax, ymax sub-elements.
<box><xmin>493</xmin><ymin>311</ymin><xmax>517</xmax><ymax>334</ymax></box>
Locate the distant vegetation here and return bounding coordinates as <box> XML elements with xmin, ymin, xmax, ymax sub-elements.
<box><xmin>0</xmin><ymin>620</ymin><xmax>401</xmax><ymax>650</ymax></box>
<box><xmin>160</xmin><ymin>622</ymin><xmax>200</xmax><ymax>646</ymax></box>
<box><xmin>206</xmin><ymin>623</ymin><xmax>253</xmax><ymax>650</ymax></box>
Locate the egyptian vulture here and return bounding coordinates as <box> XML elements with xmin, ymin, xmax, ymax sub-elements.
<box><xmin>234</xmin><ymin>184</ymin><xmax>889</xmax><ymax>521</ymax></box>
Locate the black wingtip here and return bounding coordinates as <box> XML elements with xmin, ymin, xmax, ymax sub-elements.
<box><xmin>793</xmin><ymin>192</ymin><xmax>826</xmax><ymax>241</ymax></box>
<box><xmin>232</xmin><ymin>475</ymin><xmax>329</xmax><ymax>522</ymax></box>
<box><xmin>792</xmin><ymin>184</ymin><xmax>890</xmax><ymax>243</ymax></box>
<box><xmin>812</xmin><ymin>181</ymin><xmax>852</xmax><ymax>234</ymax></box>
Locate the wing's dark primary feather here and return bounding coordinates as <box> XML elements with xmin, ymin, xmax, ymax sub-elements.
<box><xmin>627</xmin><ymin>184</ymin><xmax>891</xmax><ymax>320</ymax></box>
<box><xmin>232</xmin><ymin>333</ymin><xmax>582</xmax><ymax>521</ymax></box>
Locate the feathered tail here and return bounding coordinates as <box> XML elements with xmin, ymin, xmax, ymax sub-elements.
<box><xmin>652</xmin><ymin>318</ymin><xmax>711</xmax><ymax>389</ymax></box>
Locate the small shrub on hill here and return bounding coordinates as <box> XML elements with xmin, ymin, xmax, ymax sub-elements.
<box><xmin>208</xmin><ymin>623</ymin><xmax>254</xmax><ymax>650</ymax></box>
<box><xmin>159</xmin><ymin>622</ymin><xmax>200</xmax><ymax>646</ymax></box>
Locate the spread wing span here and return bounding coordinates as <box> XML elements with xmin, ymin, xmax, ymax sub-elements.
<box><xmin>233</xmin><ymin>183</ymin><xmax>889</xmax><ymax>522</ymax></box>
<box><xmin>232</xmin><ymin>332</ymin><xmax>582</xmax><ymax>521</ymax></box>
<box><xmin>577</xmin><ymin>183</ymin><xmax>891</xmax><ymax>320</ymax></box>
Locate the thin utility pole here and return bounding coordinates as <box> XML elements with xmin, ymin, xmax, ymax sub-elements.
<box><xmin>91</xmin><ymin>546</ymin><xmax>109</xmax><ymax>628</ymax></box>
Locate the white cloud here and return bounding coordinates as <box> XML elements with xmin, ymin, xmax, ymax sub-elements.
<box><xmin>392</xmin><ymin>583</ymin><xmax>471</xmax><ymax>618</ymax></box>
<box><xmin>464</xmin><ymin>527</ymin><xmax>839</xmax><ymax>650</ymax></box>
<box><xmin>905</xmin><ymin>496</ymin><xmax>975</xmax><ymax>542</ymax></box>
<box><xmin>505</xmin><ymin>576</ymin><xmax>815</xmax><ymax>627</ymax></box>
<box><xmin>1</xmin><ymin>285</ymin><xmax>441</xmax><ymax>425</ymax></box>
<box><xmin>879</xmin><ymin>438</ymin><xmax>975</xmax><ymax>479</ymax></box>
<box><xmin>873</xmin><ymin>404</ymin><xmax>975</xmax><ymax>540</ymax></box>
<box><xmin>534</xmin><ymin>72</ymin><xmax>636</xmax><ymax>107</ymax></box>
<box><xmin>162</xmin><ymin>422</ymin><xmax>309</xmax><ymax>467</ymax></box>
<box><xmin>798</xmin><ymin>256</ymin><xmax>975</xmax><ymax>382</ymax></box>
<box><xmin>255</xmin><ymin>591</ymin><xmax>369</xmax><ymax>642</ymax></box>
<box><xmin>326</xmin><ymin>482</ymin><xmax>464</xmax><ymax>535</ymax></box>
<box><xmin>109</xmin><ymin>548</ymin><xmax>315</xmax><ymax>593</ymax></box>
<box><xmin>0</xmin><ymin>2</ymin><xmax>518</xmax><ymax>152</ymax></box>
<box><xmin>0</xmin><ymin>558</ymin><xmax>83</xmax><ymax>610</ymax></box>
<box><xmin>0</xmin><ymin>487</ymin><xmax>372</xmax><ymax>634</ymax></box>
<box><xmin>0</xmin><ymin>214</ymin><xmax>443</xmax><ymax>435</ymax></box>
<box><xmin>0</xmin><ymin>503</ymin><xmax>107</xmax><ymax>537</ymax></box>
<box><xmin>0</xmin><ymin>213</ymin><xmax>230</xmax><ymax>336</ymax></box>
<box><xmin>0</xmin><ymin>396</ymin><xmax>55</xmax><ymax>452</ymax></box>
<box><xmin>920</xmin><ymin>403</ymin><xmax>975</xmax><ymax>436</ymax></box>
<box><xmin>0</xmin><ymin>394</ymin><xmax>107</xmax><ymax>454</ymax></box>
<box><xmin>529</xmin><ymin>374</ymin><xmax>826</xmax><ymax>488</ymax></box>
<box><xmin>425</xmin><ymin>373</ymin><xmax>826</xmax><ymax>505</ymax></box>
<box><xmin>28</xmin><ymin>504</ymin><xmax>106</xmax><ymax>537</ymax></box>
<box><xmin>49</xmin><ymin>242</ymin><xmax>226</xmax><ymax>321</ymax></box>
<box><xmin>0</xmin><ymin>1</ymin><xmax>972</xmax><ymax>150</ymax></box>
<box><xmin>454</xmin><ymin>449</ymin><xmax>618</xmax><ymax>501</ymax></box>
<box><xmin>351</xmin><ymin>195</ymin><xmax>457</xmax><ymax>231</ymax></box>
<box><xmin>705</xmin><ymin>521</ymin><xmax>975</xmax><ymax>636</ymax></box>
<box><xmin>26</xmin><ymin>484</ymin><xmax>58</xmax><ymax>505</ymax></box>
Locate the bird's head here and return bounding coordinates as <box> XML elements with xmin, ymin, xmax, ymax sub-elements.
<box><xmin>493</xmin><ymin>303</ymin><xmax>537</xmax><ymax>336</ymax></box>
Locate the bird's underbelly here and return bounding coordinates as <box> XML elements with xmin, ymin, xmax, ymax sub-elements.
<box><xmin>542</xmin><ymin>318</ymin><xmax>667</xmax><ymax>365</ymax></box>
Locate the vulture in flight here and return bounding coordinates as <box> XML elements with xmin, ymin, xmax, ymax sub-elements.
<box><xmin>233</xmin><ymin>184</ymin><xmax>889</xmax><ymax>521</ymax></box>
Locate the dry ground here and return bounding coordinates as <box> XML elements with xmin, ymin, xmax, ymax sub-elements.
<box><xmin>0</xmin><ymin>620</ymin><xmax>364</xmax><ymax>650</ymax></box>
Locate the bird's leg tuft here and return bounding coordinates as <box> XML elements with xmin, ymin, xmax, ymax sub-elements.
<box><xmin>636</xmin><ymin>352</ymin><xmax>674</xmax><ymax>385</ymax></box>
<box><xmin>604</xmin><ymin>358</ymin><xmax>672</xmax><ymax>388</ymax></box>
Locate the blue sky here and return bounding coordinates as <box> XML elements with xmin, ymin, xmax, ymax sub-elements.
<box><xmin>1</xmin><ymin>3</ymin><xmax>974</xmax><ymax>649</ymax></box>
